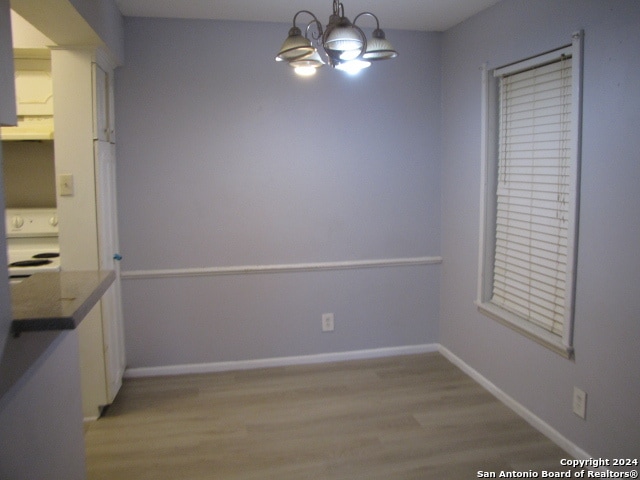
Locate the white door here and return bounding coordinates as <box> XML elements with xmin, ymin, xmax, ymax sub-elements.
<box><xmin>94</xmin><ymin>140</ymin><xmax>125</xmax><ymax>402</ymax></box>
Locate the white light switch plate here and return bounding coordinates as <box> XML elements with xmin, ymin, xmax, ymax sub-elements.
<box><xmin>58</xmin><ymin>173</ymin><xmax>74</xmax><ymax>196</ymax></box>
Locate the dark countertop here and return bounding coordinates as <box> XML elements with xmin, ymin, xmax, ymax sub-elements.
<box><xmin>10</xmin><ymin>270</ymin><xmax>115</xmax><ymax>336</ymax></box>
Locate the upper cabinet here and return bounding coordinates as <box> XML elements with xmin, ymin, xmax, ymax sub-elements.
<box><xmin>92</xmin><ymin>61</ymin><xmax>115</xmax><ymax>143</ymax></box>
<box><xmin>1</xmin><ymin>50</ymin><xmax>54</xmax><ymax>140</ymax></box>
<box><xmin>14</xmin><ymin>54</ymin><xmax>53</xmax><ymax>116</ymax></box>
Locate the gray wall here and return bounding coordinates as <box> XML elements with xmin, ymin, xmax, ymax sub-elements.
<box><xmin>115</xmin><ymin>19</ymin><xmax>442</xmax><ymax>368</ymax></box>
<box><xmin>440</xmin><ymin>0</ymin><xmax>640</xmax><ymax>459</ymax></box>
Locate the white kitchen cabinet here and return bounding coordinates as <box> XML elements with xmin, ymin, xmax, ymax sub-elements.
<box><xmin>0</xmin><ymin>51</ymin><xmax>55</xmax><ymax>140</ymax></box>
<box><xmin>92</xmin><ymin>61</ymin><xmax>115</xmax><ymax>143</ymax></box>
<box><xmin>14</xmin><ymin>56</ymin><xmax>53</xmax><ymax>116</ymax></box>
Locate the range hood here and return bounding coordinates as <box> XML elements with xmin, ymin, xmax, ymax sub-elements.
<box><xmin>1</xmin><ymin>116</ymin><xmax>54</xmax><ymax>141</ymax></box>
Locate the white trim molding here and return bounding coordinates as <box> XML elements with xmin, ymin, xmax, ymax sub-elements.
<box><xmin>124</xmin><ymin>344</ymin><xmax>438</xmax><ymax>378</ymax></box>
<box><xmin>438</xmin><ymin>345</ymin><xmax>592</xmax><ymax>462</ymax></box>
<box><xmin>121</xmin><ymin>256</ymin><xmax>442</xmax><ymax>280</ymax></box>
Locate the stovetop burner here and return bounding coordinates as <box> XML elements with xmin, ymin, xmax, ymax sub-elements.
<box><xmin>6</xmin><ymin>209</ymin><xmax>61</xmax><ymax>281</ymax></box>
<box><xmin>10</xmin><ymin>259</ymin><xmax>53</xmax><ymax>267</ymax></box>
<box><xmin>32</xmin><ymin>252</ymin><xmax>60</xmax><ymax>259</ymax></box>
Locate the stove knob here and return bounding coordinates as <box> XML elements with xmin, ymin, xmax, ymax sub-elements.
<box><xmin>11</xmin><ymin>215</ymin><xmax>24</xmax><ymax>229</ymax></box>
<box><xmin>49</xmin><ymin>215</ymin><xmax>58</xmax><ymax>227</ymax></box>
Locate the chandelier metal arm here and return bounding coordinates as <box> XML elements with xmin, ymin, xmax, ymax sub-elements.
<box><xmin>299</xmin><ymin>12</ymin><xmax>326</xmax><ymax>45</ymax></box>
<box><xmin>291</xmin><ymin>10</ymin><xmax>324</xmax><ymax>45</ymax></box>
<box><xmin>292</xmin><ymin>10</ymin><xmax>322</xmax><ymax>33</ymax></box>
<box><xmin>333</xmin><ymin>0</ymin><xmax>344</xmax><ymax>17</ymax></box>
<box><xmin>304</xmin><ymin>22</ymin><xmax>322</xmax><ymax>43</ymax></box>
<box><xmin>353</xmin><ymin>11</ymin><xmax>381</xmax><ymax>30</ymax></box>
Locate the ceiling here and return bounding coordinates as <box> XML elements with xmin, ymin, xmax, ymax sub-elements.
<box><xmin>113</xmin><ymin>0</ymin><xmax>501</xmax><ymax>32</ymax></box>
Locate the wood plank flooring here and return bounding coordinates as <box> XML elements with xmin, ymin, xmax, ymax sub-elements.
<box><xmin>84</xmin><ymin>353</ymin><xmax>574</xmax><ymax>479</ymax></box>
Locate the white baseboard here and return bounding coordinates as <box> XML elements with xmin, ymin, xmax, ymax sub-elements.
<box><xmin>124</xmin><ymin>343</ymin><xmax>439</xmax><ymax>378</ymax></box>
<box><xmin>438</xmin><ymin>345</ymin><xmax>592</xmax><ymax>461</ymax></box>
<box><xmin>123</xmin><ymin>343</ymin><xmax>591</xmax><ymax>461</ymax></box>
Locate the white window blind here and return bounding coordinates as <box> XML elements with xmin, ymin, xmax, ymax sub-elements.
<box><xmin>491</xmin><ymin>52</ymin><xmax>573</xmax><ymax>337</ymax></box>
<box><xmin>477</xmin><ymin>33</ymin><xmax>583</xmax><ymax>357</ymax></box>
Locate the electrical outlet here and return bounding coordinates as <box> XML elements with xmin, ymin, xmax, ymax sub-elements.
<box><xmin>573</xmin><ymin>387</ymin><xmax>587</xmax><ymax>419</ymax></box>
<box><xmin>322</xmin><ymin>313</ymin><xmax>334</xmax><ymax>332</ymax></box>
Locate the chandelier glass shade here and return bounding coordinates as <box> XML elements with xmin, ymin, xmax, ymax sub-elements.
<box><xmin>275</xmin><ymin>1</ymin><xmax>398</xmax><ymax>76</ymax></box>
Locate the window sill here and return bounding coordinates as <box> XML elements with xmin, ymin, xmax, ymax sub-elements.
<box><xmin>476</xmin><ymin>301</ymin><xmax>574</xmax><ymax>359</ymax></box>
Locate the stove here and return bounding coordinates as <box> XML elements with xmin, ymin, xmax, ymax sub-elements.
<box><xmin>5</xmin><ymin>208</ymin><xmax>60</xmax><ymax>283</ymax></box>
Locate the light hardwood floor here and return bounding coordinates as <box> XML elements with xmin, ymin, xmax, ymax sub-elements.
<box><xmin>85</xmin><ymin>353</ymin><xmax>574</xmax><ymax>479</ymax></box>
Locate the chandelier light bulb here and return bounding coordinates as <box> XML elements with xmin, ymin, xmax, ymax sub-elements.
<box><xmin>289</xmin><ymin>48</ymin><xmax>325</xmax><ymax>75</ymax></box>
<box><xmin>335</xmin><ymin>59</ymin><xmax>371</xmax><ymax>75</ymax></box>
<box><xmin>295</xmin><ymin>66</ymin><xmax>318</xmax><ymax>76</ymax></box>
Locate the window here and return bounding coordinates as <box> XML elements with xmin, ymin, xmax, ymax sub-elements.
<box><xmin>477</xmin><ymin>32</ymin><xmax>583</xmax><ymax>358</ymax></box>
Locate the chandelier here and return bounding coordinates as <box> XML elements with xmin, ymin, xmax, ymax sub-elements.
<box><xmin>275</xmin><ymin>0</ymin><xmax>398</xmax><ymax>76</ymax></box>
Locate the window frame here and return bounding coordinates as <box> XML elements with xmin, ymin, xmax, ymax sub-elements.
<box><xmin>476</xmin><ymin>31</ymin><xmax>584</xmax><ymax>358</ymax></box>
